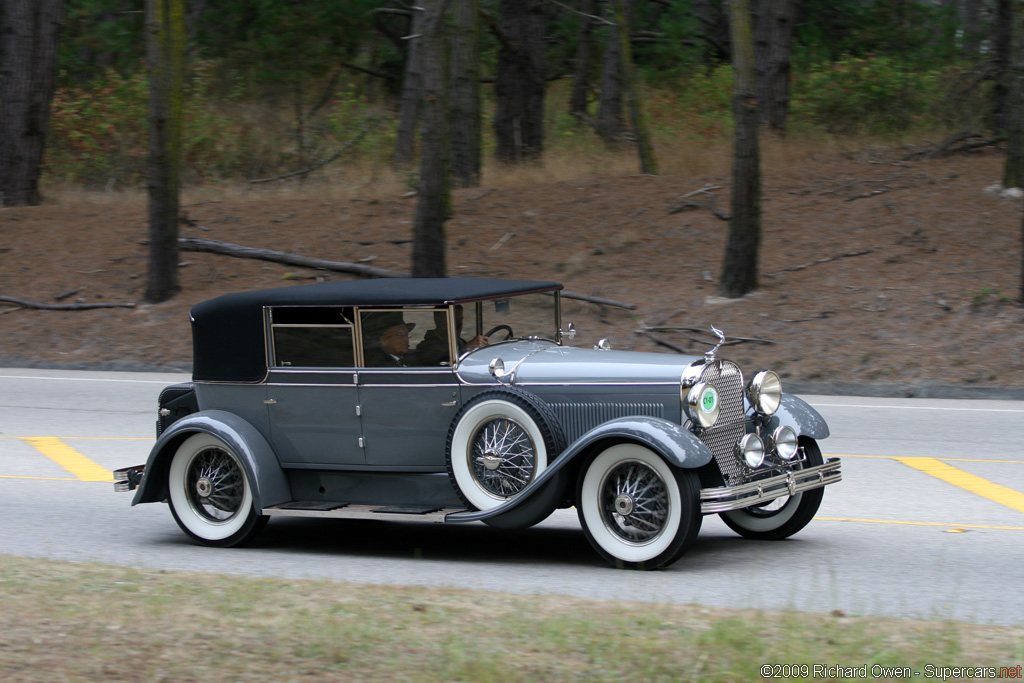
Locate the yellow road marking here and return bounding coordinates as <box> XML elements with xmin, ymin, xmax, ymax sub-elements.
<box><xmin>893</xmin><ymin>457</ymin><xmax>1024</xmax><ymax>515</ymax></box>
<box><xmin>816</xmin><ymin>517</ymin><xmax>1024</xmax><ymax>531</ymax></box>
<box><xmin>831</xmin><ymin>454</ymin><xmax>1024</xmax><ymax>464</ymax></box>
<box><xmin>0</xmin><ymin>436</ymin><xmax>150</xmax><ymax>441</ymax></box>
<box><xmin>20</xmin><ymin>437</ymin><xmax>112</xmax><ymax>482</ymax></box>
<box><xmin>0</xmin><ymin>475</ymin><xmax>79</xmax><ymax>481</ymax></box>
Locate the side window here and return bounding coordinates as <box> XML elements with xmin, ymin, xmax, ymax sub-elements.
<box><xmin>270</xmin><ymin>307</ymin><xmax>355</xmax><ymax>368</ymax></box>
<box><xmin>360</xmin><ymin>308</ymin><xmax>452</xmax><ymax>367</ymax></box>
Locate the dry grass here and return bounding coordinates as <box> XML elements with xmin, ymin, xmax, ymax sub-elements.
<box><xmin>1</xmin><ymin>555</ymin><xmax>1021</xmax><ymax>682</ymax></box>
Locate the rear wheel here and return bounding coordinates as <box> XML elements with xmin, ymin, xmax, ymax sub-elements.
<box><xmin>719</xmin><ymin>437</ymin><xmax>824</xmax><ymax>540</ymax></box>
<box><xmin>577</xmin><ymin>443</ymin><xmax>702</xmax><ymax>570</ymax></box>
<box><xmin>167</xmin><ymin>433</ymin><xmax>267</xmax><ymax>547</ymax></box>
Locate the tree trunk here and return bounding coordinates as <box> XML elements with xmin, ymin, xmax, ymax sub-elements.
<box><xmin>962</xmin><ymin>0</ymin><xmax>982</xmax><ymax>56</ymax></box>
<box><xmin>569</xmin><ymin>0</ymin><xmax>596</xmax><ymax>121</ymax></box>
<box><xmin>145</xmin><ymin>0</ymin><xmax>186</xmax><ymax>303</ymax></box>
<box><xmin>611</xmin><ymin>0</ymin><xmax>657</xmax><ymax>174</ymax></box>
<box><xmin>450</xmin><ymin>0</ymin><xmax>481</xmax><ymax>188</ymax></box>
<box><xmin>1005</xmin><ymin>0</ymin><xmax>1024</xmax><ymax>188</ymax></box>
<box><xmin>393</xmin><ymin>6</ymin><xmax>425</xmax><ymax>168</ymax></box>
<box><xmin>0</xmin><ymin>0</ymin><xmax>64</xmax><ymax>207</ymax></box>
<box><xmin>494</xmin><ymin>0</ymin><xmax>546</xmax><ymax>163</ymax></box>
<box><xmin>719</xmin><ymin>0</ymin><xmax>761</xmax><ymax>299</ymax></box>
<box><xmin>596</xmin><ymin>2</ymin><xmax>625</xmax><ymax>142</ymax></box>
<box><xmin>412</xmin><ymin>0</ymin><xmax>450</xmax><ymax>278</ymax></box>
<box><xmin>754</xmin><ymin>0</ymin><xmax>794</xmax><ymax>133</ymax></box>
<box><xmin>995</xmin><ymin>0</ymin><xmax>1013</xmax><ymax>134</ymax></box>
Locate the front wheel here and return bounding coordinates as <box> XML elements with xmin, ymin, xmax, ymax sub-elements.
<box><xmin>167</xmin><ymin>433</ymin><xmax>267</xmax><ymax>547</ymax></box>
<box><xmin>719</xmin><ymin>437</ymin><xmax>824</xmax><ymax>540</ymax></box>
<box><xmin>577</xmin><ymin>443</ymin><xmax>702</xmax><ymax>570</ymax></box>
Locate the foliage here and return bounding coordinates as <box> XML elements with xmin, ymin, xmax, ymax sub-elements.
<box><xmin>58</xmin><ymin>0</ymin><xmax>146</xmax><ymax>84</ymax></box>
<box><xmin>793</xmin><ymin>0</ymin><xmax>963</xmax><ymax>67</ymax></box>
<box><xmin>790</xmin><ymin>55</ymin><xmax>947</xmax><ymax>134</ymax></box>
<box><xmin>45</xmin><ymin>62</ymin><xmax>271</xmax><ymax>186</ymax></box>
<box><xmin>194</xmin><ymin>0</ymin><xmax>379</xmax><ymax>90</ymax></box>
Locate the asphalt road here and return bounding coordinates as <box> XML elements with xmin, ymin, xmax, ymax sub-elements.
<box><xmin>1</xmin><ymin>369</ymin><xmax>1022</xmax><ymax>625</ymax></box>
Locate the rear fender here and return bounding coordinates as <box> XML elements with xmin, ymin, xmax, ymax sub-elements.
<box><xmin>448</xmin><ymin>416</ymin><xmax>713</xmax><ymax>523</ymax></box>
<box><xmin>131</xmin><ymin>410</ymin><xmax>290</xmax><ymax>511</ymax></box>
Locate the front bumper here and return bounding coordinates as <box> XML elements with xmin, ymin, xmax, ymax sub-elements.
<box><xmin>699</xmin><ymin>457</ymin><xmax>842</xmax><ymax>514</ymax></box>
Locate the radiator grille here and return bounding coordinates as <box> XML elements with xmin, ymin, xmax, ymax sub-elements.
<box><xmin>549</xmin><ymin>402</ymin><xmax>665</xmax><ymax>443</ymax></box>
<box><xmin>696</xmin><ymin>360</ymin><xmax>747</xmax><ymax>485</ymax></box>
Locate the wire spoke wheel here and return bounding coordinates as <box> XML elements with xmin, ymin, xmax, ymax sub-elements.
<box><xmin>167</xmin><ymin>433</ymin><xmax>267</xmax><ymax>547</ymax></box>
<box><xmin>599</xmin><ymin>460</ymin><xmax>671</xmax><ymax>544</ymax></box>
<box><xmin>470</xmin><ymin>417</ymin><xmax>537</xmax><ymax>497</ymax></box>
<box><xmin>577</xmin><ymin>444</ymin><xmax>701</xmax><ymax>570</ymax></box>
<box><xmin>185</xmin><ymin>446</ymin><xmax>246</xmax><ymax>522</ymax></box>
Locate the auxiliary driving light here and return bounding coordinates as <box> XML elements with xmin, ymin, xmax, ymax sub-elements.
<box><xmin>736</xmin><ymin>433</ymin><xmax>765</xmax><ymax>468</ymax></box>
<box><xmin>772</xmin><ymin>426</ymin><xmax>799</xmax><ymax>460</ymax></box>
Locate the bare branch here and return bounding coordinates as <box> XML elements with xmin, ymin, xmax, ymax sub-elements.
<box><xmin>0</xmin><ymin>295</ymin><xmax>134</xmax><ymax>310</ymax></box>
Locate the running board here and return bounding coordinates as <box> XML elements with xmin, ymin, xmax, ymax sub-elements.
<box><xmin>262</xmin><ymin>502</ymin><xmax>467</xmax><ymax>523</ymax></box>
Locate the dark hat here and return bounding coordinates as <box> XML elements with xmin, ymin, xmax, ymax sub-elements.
<box><xmin>362</xmin><ymin>311</ymin><xmax>415</xmax><ymax>338</ymax></box>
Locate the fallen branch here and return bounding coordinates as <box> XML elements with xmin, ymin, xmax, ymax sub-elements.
<box><xmin>181</xmin><ymin>238</ymin><xmax>638</xmax><ymax>309</ymax></box>
<box><xmin>178</xmin><ymin>238</ymin><xmax>408</xmax><ymax>278</ymax></box>
<box><xmin>637</xmin><ymin>330</ymin><xmax>689</xmax><ymax>353</ymax></box>
<box><xmin>647</xmin><ymin>325</ymin><xmax>774</xmax><ymax>345</ymax></box>
<box><xmin>559</xmin><ymin>292</ymin><xmax>637</xmax><ymax>310</ymax></box>
<box><xmin>54</xmin><ymin>286</ymin><xmax>85</xmax><ymax>301</ymax></box>
<box><xmin>763</xmin><ymin>249</ymin><xmax>874</xmax><ymax>278</ymax></box>
<box><xmin>846</xmin><ymin>188</ymin><xmax>891</xmax><ymax>201</ymax></box>
<box><xmin>249</xmin><ymin>128</ymin><xmax>368</xmax><ymax>184</ymax></box>
<box><xmin>0</xmin><ymin>295</ymin><xmax>135</xmax><ymax>311</ymax></box>
<box><xmin>902</xmin><ymin>132</ymin><xmax>1002</xmax><ymax>161</ymax></box>
<box><xmin>668</xmin><ymin>184</ymin><xmax>728</xmax><ymax>219</ymax></box>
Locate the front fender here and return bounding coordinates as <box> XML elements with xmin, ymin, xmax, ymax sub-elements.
<box><xmin>131</xmin><ymin>410</ymin><xmax>290</xmax><ymax>511</ymax></box>
<box><xmin>767</xmin><ymin>393</ymin><xmax>830</xmax><ymax>440</ymax></box>
<box><xmin>447</xmin><ymin>416</ymin><xmax>713</xmax><ymax>523</ymax></box>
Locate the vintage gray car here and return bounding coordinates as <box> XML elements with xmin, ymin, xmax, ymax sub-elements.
<box><xmin>115</xmin><ymin>277</ymin><xmax>841</xmax><ymax>569</ymax></box>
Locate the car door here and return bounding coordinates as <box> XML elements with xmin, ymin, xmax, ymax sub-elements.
<box><xmin>265</xmin><ymin>306</ymin><xmax>365</xmax><ymax>467</ymax></box>
<box><xmin>357</xmin><ymin>307</ymin><xmax>462</xmax><ymax>470</ymax></box>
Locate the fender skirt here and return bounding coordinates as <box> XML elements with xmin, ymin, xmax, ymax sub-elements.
<box><xmin>447</xmin><ymin>415</ymin><xmax>714</xmax><ymax>523</ymax></box>
<box><xmin>131</xmin><ymin>410</ymin><xmax>291</xmax><ymax>511</ymax></box>
<box><xmin>768</xmin><ymin>394</ymin><xmax>831</xmax><ymax>440</ymax></box>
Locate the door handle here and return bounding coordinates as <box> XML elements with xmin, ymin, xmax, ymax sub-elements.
<box><xmin>264</xmin><ymin>399</ymin><xmax>277</xmax><ymax>405</ymax></box>
<box><xmin>442</xmin><ymin>400</ymin><xmax>457</xmax><ymax>407</ymax></box>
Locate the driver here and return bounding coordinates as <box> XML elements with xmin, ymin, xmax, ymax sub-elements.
<box><xmin>412</xmin><ymin>305</ymin><xmax>488</xmax><ymax>366</ymax></box>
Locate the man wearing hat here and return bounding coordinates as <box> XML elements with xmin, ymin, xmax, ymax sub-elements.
<box><xmin>362</xmin><ymin>312</ymin><xmax>415</xmax><ymax>367</ymax></box>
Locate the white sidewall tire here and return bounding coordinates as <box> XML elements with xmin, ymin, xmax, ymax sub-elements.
<box><xmin>449</xmin><ymin>399</ymin><xmax>548</xmax><ymax>510</ymax></box>
<box><xmin>168</xmin><ymin>433</ymin><xmax>254</xmax><ymax>542</ymax></box>
<box><xmin>579</xmin><ymin>444</ymin><xmax>682</xmax><ymax>565</ymax></box>
<box><xmin>721</xmin><ymin>492</ymin><xmax>803</xmax><ymax>532</ymax></box>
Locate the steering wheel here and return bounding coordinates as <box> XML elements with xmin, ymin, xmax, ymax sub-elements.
<box><xmin>484</xmin><ymin>324</ymin><xmax>514</xmax><ymax>341</ymax></box>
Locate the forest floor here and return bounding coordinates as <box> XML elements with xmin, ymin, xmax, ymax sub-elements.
<box><xmin>1</xmin><ymin>144</ymin><xmax>1022</xmax><ymax>397</ymax></box>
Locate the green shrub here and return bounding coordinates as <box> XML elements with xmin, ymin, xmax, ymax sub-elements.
<box><xmin>790</xmin><ymin>55</ymin><xmax>945</xmax><ymax>134</ymax></box>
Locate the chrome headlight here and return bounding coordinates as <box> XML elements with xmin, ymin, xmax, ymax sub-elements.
<box><xmin>747</xmin><ymin>370</ymin><xmax>782</xmax><ymax>416</ymax></box>
<box><xmin>772</xmin><ymin>426</ymin><xmax>799</xmax><ymax>460</ymax></box>
<box><xmin>684</xmin><ymin>381</ymin><xmax>720</xmax><ymax>429</ymax></box>
<box><xmin>736</xmin><ymin>433</ymin><xmax>765</xmax><ymax>468</ymax></box>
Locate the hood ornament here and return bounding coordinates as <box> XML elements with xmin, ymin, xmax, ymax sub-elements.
<box><xmin>705</xmin><ymin>325</ymin><xmax>726</xmax><ymax>361</ymax></box>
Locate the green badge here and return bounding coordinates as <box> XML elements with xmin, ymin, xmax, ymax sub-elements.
<box><xmin>700</xmin><ymin>386</ymin><xmax>718</xmax><ymax>414</ymax></box>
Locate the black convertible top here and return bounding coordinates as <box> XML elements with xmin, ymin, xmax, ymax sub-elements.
<box><xmin>190</xmin><ymin>278</ymin><xmax>562</xmax><ymax>382</ymax></box>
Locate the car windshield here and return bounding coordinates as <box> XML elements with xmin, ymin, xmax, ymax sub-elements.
<box><xmin>462</xmin><ymin>292</ymin><xmax>559</xmax><ymax>346</ymax></box>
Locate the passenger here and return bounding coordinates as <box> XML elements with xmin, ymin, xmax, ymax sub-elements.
<box><xmin>362</xmin><ymin>312</ymin><xmax>415</xmax><ymax>367</ymax></box>
<box><xmin>413</xmin><ymin>305</ymin><xmax>488</xmax><ymax>365</ymax></box>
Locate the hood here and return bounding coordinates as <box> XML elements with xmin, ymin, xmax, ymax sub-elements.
<box><xmin>457</xmin><ymin>341</ymin><xmax>701</xmax><ymax>385</ymax></box>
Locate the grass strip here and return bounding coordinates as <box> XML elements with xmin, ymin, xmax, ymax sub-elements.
<box><xmin>0</xmin><ymin>554</ymin><xmax>1020</xmax><ymax>682</ymax></box>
